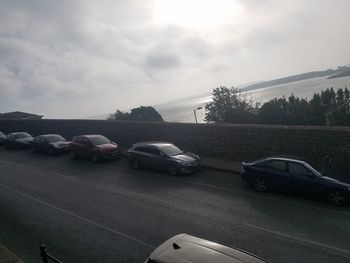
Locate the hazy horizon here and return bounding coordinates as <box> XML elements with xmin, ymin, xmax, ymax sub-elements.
<box><xmin>1</xmin><ymin>0</ymin><xmax>350</xmax><ymax>118</ymax></box>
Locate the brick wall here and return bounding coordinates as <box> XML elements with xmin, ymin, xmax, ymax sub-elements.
<box><xmin>0</xmin><ymin>120</ymin><xmax>349</xmax><ymax>175</ymax></box>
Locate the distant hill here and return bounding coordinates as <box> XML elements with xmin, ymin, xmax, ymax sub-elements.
<box><xmin>242</xmin><ymin>66</ymin><xmax>350</xmax><ymax>91</ymax></box>
<box><xmin>328</xmin><ymin>69</ymin><xmax>350</xmax><ymax>79</ymax></box>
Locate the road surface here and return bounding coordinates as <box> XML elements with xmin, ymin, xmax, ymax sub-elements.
<box><xmin>0</xmin><ymin>147</ymin><xmax>349</xmax><ymax>263</ymax></box>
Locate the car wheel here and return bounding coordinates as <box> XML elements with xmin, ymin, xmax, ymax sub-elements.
<box><xmin>91</xmin><ymin>153</ymin><xmax>99</xmax><ymax>163</ymax></box>
<box><xmin>253</xmin><ymin>177</ymin><xmax>268</xmax><ymax>192</ymax></box>
<box><xmin>326</xmin><ymin>190</ymin><xmax>346</xmax><ymax>206</ymax></box>
<box><xmin>130</xmin><ymin>158</ymin><xmax>140</xmax><ymax>169</ymax></box>
<box><xmin>31</xmin><ymin>146</ymin><xmax>37</xmax><ymax>153</ymax></box>
<box><xmin>168</xmin><ymin>165</ymin><xmax>178</xmax><ymax>176</ymax></box>
<box><xmin>70</xmin><ymin>151</ymin><xmax>77</xmax><ymax>160</ymax></box>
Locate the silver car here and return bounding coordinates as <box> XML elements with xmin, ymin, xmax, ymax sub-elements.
<box><xmin>145</xmin><ymin>234</ymin><xmax>269</xmax><ymax>263</ymax></box>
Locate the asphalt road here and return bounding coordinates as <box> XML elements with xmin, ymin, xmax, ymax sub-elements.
<box><xmin>0</xmin><ymin>147</ymin><xmax>349</xmax><ymax>263</ymax></box>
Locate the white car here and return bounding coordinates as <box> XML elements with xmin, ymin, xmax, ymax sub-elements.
<box><xmin>145</xmin><ymin>234</ymin><xmax>269</xmax><ymax>263</ymax></box>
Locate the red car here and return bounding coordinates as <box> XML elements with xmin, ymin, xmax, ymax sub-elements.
<box><xmin>69</xmin><ymin>134</ymin><xmax>121</xmax><ymax>162</ymax></box>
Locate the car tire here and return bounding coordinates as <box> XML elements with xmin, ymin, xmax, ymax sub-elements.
<box><xmin>168</xmin><ymin>164</ymin><xmax>178</xmax><ymax>176</ymax></box>
<box><xmin>130</xmin><ymin>158</ymin><xmax>140</xmax><ymax>169</ymax></box>
<box><xmin>91</xmin><ymin>153</ymin><xmax>99</xmax><ymax>163</ymax></box>
<box><xmin>70</xmin><ymin>151</ymin><xmax>77</xmax><ymax>160</ymax></box>
<box><xmin>326</xmin><ymin>190</ymin><xmax>346</xmax><ymax>206</ymax></box>
<box><xmin>253</xmin><ymin>177</ymin><xmax>268</xmax><ymax>192</ymax></box>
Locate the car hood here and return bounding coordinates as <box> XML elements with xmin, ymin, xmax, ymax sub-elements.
<box><xmin>96</xmin><ymin>143</ymin><xmax>118</xmax><ymax>151</ymax></box>
<box><xmin>50</xmin><ymin>141</ymin><xmax>69</xmax><ymax>148</ymax></box>
<box><xmin>321</xmin><ymin>176</ymin><xmax>350</xmax><ymax>188</ymax></box>
<box><xmin>171</xmin><ymin>152</ymin><xmax>198</xmax><ymax>162</ymax></box>
<box><xmin>16</xmin><ymin>137</ymin><xmax>33</xmax><ymax>143</ymax></box>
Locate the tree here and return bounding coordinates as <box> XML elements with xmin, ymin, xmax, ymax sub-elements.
<box><xmin>204</xmin><ymin>86</ymin><xmax>256</xmax><ymax>123</ymax></box>
<box><xmin>109</xmin><ymin>106</ymin><xmax>164</xmax><ymax>121</ymax></box>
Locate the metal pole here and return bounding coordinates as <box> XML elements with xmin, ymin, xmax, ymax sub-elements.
<box><xmin>40</xmin><ymin>245</ymin><xmax>49</xmax><ymax>263</ymax></box>
<box><xmin>194</xmin><ymin>110</ymin><xmax>198</xmax><ymax>124</ymax></box>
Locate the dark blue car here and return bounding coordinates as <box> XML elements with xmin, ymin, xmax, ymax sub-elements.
<box><xmin>241</xmin><ymin>157</ymin><xmax>350</xmax><ymax>206</ymax></box>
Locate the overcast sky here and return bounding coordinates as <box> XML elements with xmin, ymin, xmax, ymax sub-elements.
<box><xmin>0</xmin><ymin>0</ymin><xmax>349</xmax><ymax>118</ymax></box>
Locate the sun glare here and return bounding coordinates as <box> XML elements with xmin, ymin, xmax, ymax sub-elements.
<box><xmin>152</xmin><ymin>0</ymin><xmax>244</xmax><ymax>28</ymax></box>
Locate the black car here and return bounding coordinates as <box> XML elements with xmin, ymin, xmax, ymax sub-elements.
<box><xmin>0</xmin><ymin>131</ymin><xmax>6</xmax><ymax>145</ymax></box>
<box><xmin>5</xmin><ymin>132</ymin><xmax>33</xmax><ymax>149</ymax></box>
<box><xmin>31</xmin><ymin>134</ymin><xmax>70</xmax><ymax>155</ymax></box>
<box><xmin>128</xmin><ymin>142</ymin><xmax>200</xmax><ymax>175</ymax></box>
<box><xmin>241</xmin><ymin>157</ymin><xmax>350</xmax><ymax>206</ymax></box>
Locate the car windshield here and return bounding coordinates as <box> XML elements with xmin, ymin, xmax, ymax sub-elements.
<box><xmin>161</xmin><ymin>145</ymin><xmax>184</xmax><ymax>156</ymax></box>
<box><xmin>46</xmin><ymin>135</ymin><xmax>65</xmax><ymax>143</ymax></box>
<box><xmin>304</xmin><ymin>163</ymin><xmax>323</xmax><ymax>177</ymax></box>
<box><xmin>89</xmin><ymin>136</ymin><xmax>110</xmax><ymax>145</ymax></box>
<box><xmin>14</xmin><ymin>133</ymin><xmax>31</xmax><ymax>139</ymax></box>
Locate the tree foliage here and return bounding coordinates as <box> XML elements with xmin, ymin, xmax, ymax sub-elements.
<box><xmin>204</xmin><ymin>86</ymin><xmax>256</xmax><ymax>123</ymax></box>
<box><xmin>109</xmin><ymin>106</ymin><xmax>163</xmax><ymax>122</ymax></box>
<box><xmin>205</xmin><ymin>86</ymin><xmax>350</xmax><ymax>126</ymax></box>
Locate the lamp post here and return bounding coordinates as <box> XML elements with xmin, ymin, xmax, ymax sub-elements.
<box><xmin>193</xmin><ymin>107</ymin><xmax>202</xmax><ymax>124</ymax></box>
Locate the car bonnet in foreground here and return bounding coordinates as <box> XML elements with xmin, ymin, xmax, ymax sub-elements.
<box><xmin>148</xmin><ymin>234</ymin><xmax>269</xmax><ymax>263</ymax></box>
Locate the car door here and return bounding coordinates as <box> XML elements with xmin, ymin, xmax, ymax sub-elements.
<box><xmin>32</xmin><ymin>136</ymin><xmax>41</xmax><ymax>151</ymax></box>
<box><xmin>6</xmin><ymin>134</ymin><xmax>13</xmax><ymax>147</ymax></box>
<box><xmin>70</xmin><ymin>137</ymin><xmax>82</xmax><ymax>154</ymax></box>
<box><xmin>263</xmin><ymin>160</ymin><xmax>291</xmax><ymax>189</ymax></box>
<box><xmin>133</xmin><ymin>146</ymin><xmax>159</xmax><ymax>168</ymax></box>
<box><xmin>287</xmin><ymin>162</ymin><xmax>321</xmax><ymax>195</ymax></box>
<box><xmin>41</xmin><ymin>137</ymin><xmax>50</xmax><ymax>152</ymax></box>
<box><xmin>148</xmin><ymin>148</ymin><xmax>167</xmax><ymax>170</ymax></box>
<box><xmin>78</xmin><ymin>137</ymin><xmax>93</xmax><ymax>156</ymax></box>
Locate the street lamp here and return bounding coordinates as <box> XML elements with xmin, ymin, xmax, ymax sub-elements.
<box><xmin>193</xmin><ymin>107</ymin><xmax>202</xmax><ymax>124</ymax></box>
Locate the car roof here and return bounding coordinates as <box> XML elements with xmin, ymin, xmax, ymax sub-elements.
<box><xmin>132</xmin><ymin>141</ymin><xmax>174</xmax><ymax>148</ymax></box>
<box><xmin>8</xmin><ymin>132</ymin><xmax>30</xmax><ymax>135</ymax></box>
<box><xmin>250</xmin><ymin>157</ymin><xmax>307</xmax><ymax>165</ymax></box>
<box><xmin>40</xmin><ymin>134</ymin><xmax>63</xmax><ymax>137</ymax></box>
<box><xmin>75</xmin><ymin>134</ymin><xmax>104</xmax><ymax>138</ymax></box>
<box><xmin>149</xmin><ymin>234</ymin><xmax>269</xmax><ymax>263</ymax></box>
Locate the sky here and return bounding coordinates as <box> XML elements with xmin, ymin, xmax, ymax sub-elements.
<box><xmin>0</xmin><ymin>0</ymin><xmax>349</xmax><ymax>118</ymax></box>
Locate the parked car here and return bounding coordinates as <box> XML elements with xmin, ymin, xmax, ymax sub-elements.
<box><xmin>4</xmin><ymin>132</ymin><xmax>33</xmax><ymax>149</ymax></box>
<box><xmin>127</xmin><ymin>142</ymin><xmax>200</xmax><ymax>175</ymax></box>
<box><xmin>241</xmin><ymin>157</ymin><xmax>350</xmax><ymax>206</ymax></box>
<box><xmin>31</xmin><ymin>134</ymin><xmax>70</xmax><ymax>155</ymax></box>
<box><xmin>0</xmin><ymin>131</ymin><xmax>6</xmax><ymax>145</ymax></box>
<box><xmin>69</xmin><ymin>134</ymin><xmax>121</xmax><ymax>162</ymax></box>
<box><xmin>145</xmin><ymin>233</ymin><xmax>269</xmax><ymax>263</ymax></box>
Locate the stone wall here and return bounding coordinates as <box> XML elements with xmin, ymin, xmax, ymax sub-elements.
<box><xmin>0</xmin><ymin>120</ymin><xmax>349</xmax><ymax>176</ymax></box>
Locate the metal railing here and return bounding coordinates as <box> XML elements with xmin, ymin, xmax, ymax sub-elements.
<box><xmin>40</xmin><ymin>245</ymin><xmax>64</xmax><ymax>263</ymax></box>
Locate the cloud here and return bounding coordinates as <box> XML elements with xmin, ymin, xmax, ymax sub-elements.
<box><xmin>0</xmin><ymin>0</ymin><xmax>349</xmax><ymax>118</ymax></box>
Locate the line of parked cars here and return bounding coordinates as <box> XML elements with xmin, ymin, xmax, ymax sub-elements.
<box><xmin>1</xmin><ymin>130</ymin><xmax>350</xmax><ymax>206</ymax></box>
<box><xmin>0</xmin><ymin>131</ymin><xmax>201</xmax><ymax>176</ymax></box>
